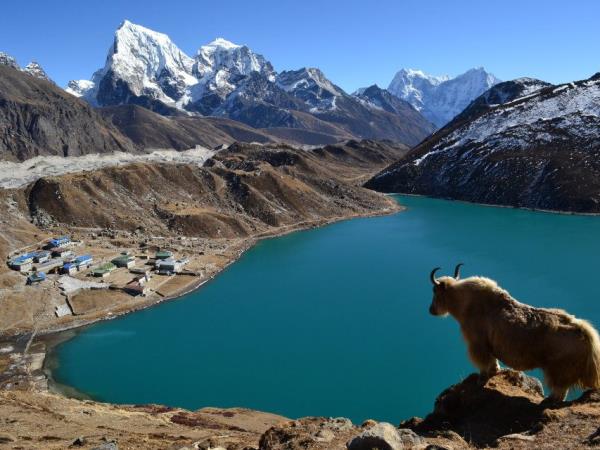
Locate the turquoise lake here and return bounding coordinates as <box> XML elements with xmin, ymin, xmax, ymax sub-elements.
<box><xmin>52</xmin><ymin>195</ymin><xmax>600</xmax><ymax>423</ymax></box>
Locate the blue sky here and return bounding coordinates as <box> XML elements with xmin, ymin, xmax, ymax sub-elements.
<box><xmin>2</xmin><ymin>0</ymin><xmax>599</xmax><ymax>92</ymax></box>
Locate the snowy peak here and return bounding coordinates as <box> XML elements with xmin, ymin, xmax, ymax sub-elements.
<box><xmin>391</xmin><ymin>68</ymin><xmax>450</xmax><ymax>91</ymax></box>
<box><xmin>68</xmin><ymin>21</ymin><xmax>276</xmax><ymax>111</ymax></box>
<box><xmin>388</xmin><ymin>67</ymin><xmax>500</xmax><ymax>127</ymax></box>
<box><xmin>0</xmin><ymin>52</ymin><xmax>19</xmax><ymax>69</ymax></box>
<box><xmin>388</xmin><ymin>68</ymin><xmax>450</xmax><ymax>111</ymax></box>
<box><xmin>66</xmin><ymin>20</ymin><xmax>197</xmax><ymax>106</ymax></box>
<box><xmin>277</xmin><ymin>68</ymin><xmax>341</xmax><ymax>94</ymax></box>
<box><xmin>112</xmin><ymin>20</ymin><xmax>195</xmax><ymax>74</ymax></box>
<box><xmin>193</xmin><ymin>37</ymin><xmax>274</xmax><ymax>92</ymax></box>
<box><xmin>23</xmin><ymin>61</ymin><xmax>50</xmax><ymax>80</ymax></box>
<box><xmin>276</xmin><ymin>68</ymin><xmax>343</xmax><ymax>111</ymax></box>
<box><xmin>65</xmin><ymin>80</ymin><xmax>96</xmax><ymax>98</ymax></box>
<box><xmin>201</xmin><ymin>37</ymin><xmax>241</xmax><ymax>52</ymax></box>
<box><xmin>105</xmin><ymin>20</ymin><xmax>196</xmax><ymax>100</ymax></box>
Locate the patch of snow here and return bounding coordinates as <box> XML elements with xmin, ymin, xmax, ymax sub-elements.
<box><xmin>65</xmin><ymin>79</ymin><xmax>95</xmax><ymax>97</ymax></box>
<box><xmin>0</xmin><ymin>52</ymin><xmax>19</xmax><ymax>69</ymax></box>
<box><xmin>437</xmin><ymin>79</ymin><xmax>600</xmax><ymax>152</ymax></box>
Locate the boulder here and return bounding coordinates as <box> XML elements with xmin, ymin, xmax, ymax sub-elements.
<box><xmin>347</xmin><ymin>422</ymin><xmax>423</xmax><ymax>450</ymax></box>
<box><xmin>91</xmin><ymin>442</ymin><xmax>118</xmax><ymax>450</ymax></box>
<box><xmin>402</xmin><ymin>370</ymin><xmax>546</xmax><ymax>447</ymax></box>
<box><xmin>71</xmin><ymin>436</ymin><xmax>86</xmax><ymax>446</ymax></box>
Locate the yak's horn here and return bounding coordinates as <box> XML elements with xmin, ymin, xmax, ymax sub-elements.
<box><xmin>454</xmin><ymin>263</ymin><xmax>464</xmax><ymax>279</ymax></box>
<box><xmin>430</xmin><ymin>267</ymin><xmax>441</xmax><ymax>286</ymax></box>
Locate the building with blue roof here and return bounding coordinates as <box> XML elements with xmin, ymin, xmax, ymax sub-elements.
<box><xmin>62</xmin><ymin>262</ymin><xmax>77</xmax><ymax>275</ymax></box>
<box><xmin>9</xmin><ymin>252</ymin><xmax>35</xmax><ymax>271</ymax></box>
<box><xmin>33</xmin><ymin>251</ymin><xmax>51</xmax><ymax>263</ymax></box>
<box><xmin>27</xmin><ymin>272</ymin><xmax>46</xmax><ymax>284</ymax></box>
<box><xmin>47</xmin><ymin>236</ymin><xmax>71</xmax><ymax>249</ymax></box>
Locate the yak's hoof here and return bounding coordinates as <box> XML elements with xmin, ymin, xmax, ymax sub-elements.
<box><xmin>541</xmin><ymin>396</ymin><xmax>565</xmax><ymax>408</ymax></box>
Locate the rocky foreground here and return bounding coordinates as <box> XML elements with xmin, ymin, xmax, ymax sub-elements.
<box><xmin>1</xmin><ymin>370</ymin><xmax>599</xmax><ymax>449</ymax></box>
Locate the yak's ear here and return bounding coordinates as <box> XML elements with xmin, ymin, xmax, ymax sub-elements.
<box><xmin>438</xmin><ymin>279</ymin><xmax>448</xmax><ymax>290</ymax></box>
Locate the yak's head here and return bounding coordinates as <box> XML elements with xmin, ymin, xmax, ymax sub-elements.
<box><xmin>429</xmin><ymin>263</ymin><xmax>463</xmax><ymax>316</ymax></box>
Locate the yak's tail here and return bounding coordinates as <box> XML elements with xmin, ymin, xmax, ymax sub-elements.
<box><xmin>577</xmin><ymin>319</ymin><xmax>600</xmax><ymax>389</ymax></box>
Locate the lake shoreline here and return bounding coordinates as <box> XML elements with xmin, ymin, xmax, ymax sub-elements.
<box><xmin>9</xmin><ymin>199</ymin><xmax>404</xmax><ymax>399</ymax></box>
<box><xmin>385</xmin><ymin>192</ymin><xmax>600</xmax><ymax>216</ymax></box>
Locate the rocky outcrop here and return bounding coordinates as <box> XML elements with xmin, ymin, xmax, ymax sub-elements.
<box><xmin>256</xmin><ymin>370</ymin><xmax>600</xmax><ymax>449</ymax></box>
<box><xmin>22</xmin><ymin>62</ymin><xmax>51</xmax><ymax>81</ymax></box>
<box><xmin>0</xmin><ymin>52</ymin><xmax>19</xmax><ymax>69</ymax></box>
<box><xmin>403</xmin><ymin>370</ymin><xmax>545</xmax><ymax>447</ymax></box>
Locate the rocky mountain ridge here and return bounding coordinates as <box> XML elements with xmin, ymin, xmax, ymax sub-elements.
<box><xmin>66</xmin><ymin>20</ymin><xmax>434</xmax><ymax>146</ymax></box>
<box><xmin>0</xmin><ymin>64</ymin><xmax>137</xmax><ymax>161</ymax></box>
<box><xmin>12</xmin><ymin>140</ymin><xmax>405</xmax><ymax>239</ymax></box>
<box><xmin>366</xmin><ymin>73</ymin><xmax>600</xmax><ymax>213</ymax></box>
<box><xmin>0</xmin><ymin>63</ymin><xmax>356</xmax><ymax>161</ymax></box>
<box><xmin>0</xmin><ymin>51</ymin><xmax>52</xmax><ymax>81</ymax></box>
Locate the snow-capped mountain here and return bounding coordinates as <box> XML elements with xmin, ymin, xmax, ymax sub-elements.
<box><xmin>388</xmin><ymin>67</ymin><xmax>500</xmax><ymax>127</ymax></box>
<box><xmin>367</xmin><ymin>74</ymin><xmax>600</xmax><ymax>213</ymax></box>
<box><xmin>0</xmin><ymin>52</ymin><xmax>52</xmax><ymax>81</ymax></box>
<box><xmin>67</xmin><ymin>20</ymin><xmax>195</xmax><ymax>111</ymax></box>
<box><xmin>67</xmin><ymin>21</ymin><xmax>434</xmax><ymax>146</ymax></box>
<box><xmin>187</xmin><ymin>38</ymin><xmax>275</xmax><ymax>114</ymax></box>
<box><xmin>388</xmin><ymin>69</ymin><xmax>449</xmax><ymax>112</ymax></box>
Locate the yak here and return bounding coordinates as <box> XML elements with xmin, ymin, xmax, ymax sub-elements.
<box><xmin>429</xmin><ymin>264</ymin><xmax>600</xmax><ymax>401</ymax></box>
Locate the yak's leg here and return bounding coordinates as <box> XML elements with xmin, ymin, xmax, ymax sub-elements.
<box><xmin>545</xmin><ymin>368</ymin><xmax>569</xmax><ymax>402</ymax></box>
<box><xmin>549</xmin><ymin>386</ymin><xmax>568</xmax><ymax>402</ymax></box>
<box><xmin>467</xmin><ymin>342</ymin><xmax>499</xmax><ymax>380</ymax></box>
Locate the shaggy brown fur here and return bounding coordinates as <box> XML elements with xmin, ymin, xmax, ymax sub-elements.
<box><xmin>429</xmin><ymin>271</ymin><xmax>600</xmax><ymax>401</ymax></box>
